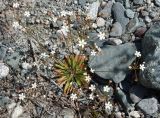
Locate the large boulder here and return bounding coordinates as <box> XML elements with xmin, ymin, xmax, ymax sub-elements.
<box><xmin>140</xmin><ymin>22</ymin><xmax>160</xmax><ymax>90</ymax></box>
<box><xmin>88</xmin><ymin>43</ymin><xmax>136</xmax><ymax>83</ymax></box>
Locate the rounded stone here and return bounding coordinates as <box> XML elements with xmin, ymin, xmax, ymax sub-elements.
<box><xmin>126</xmin><ymin>9</ymin><xmax>135</xmax><ymax>18</ymax></box>
<box><xmin>0</xmin><ymin>63</ymin><xmax>9</xmax><ymax>78</ymax></box>
<box><xmin>96</xmin><ymin>17</ymin><xmax>105</xmax><ymax>27</ymax></box>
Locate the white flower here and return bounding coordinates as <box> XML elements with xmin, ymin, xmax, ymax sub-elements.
<box><xmin>70</xmin><ymin>93</ymin><xmax>77</xmax><ymax>101</ymax></box>
<box><xmin>135</xmin><ymin>51</ymin><xmax>141</xmax><ymax>57</ymax></box>
<box><xmin>129</xmin><ymin>111</ymin><xmax>140</xmax><ymax>118</ymax></box>
<box><xmin>32</xmin><ymin>83</ymin><xmax>37</xmax><ymax>89</ymax></box>
<box><xmin>50</xmin><ymin>50</ymin><xmax>55</xmax><ymax>55</ymax></box>
<box><xmin>40</xmin><ymin>53</ymin><xmax>49</xmax><ymax>59</ymax></box>
<box><xmin>103</xmin><ymin>85</ymin><xmax>110</xmax><ymax>92</ymax></box>
<box><xmin>105</xmin><ymin>102</ymin><xmax>113</xmax><ymax>114</ymax></box>
<box><xmin>52</xmin><ymin>16</ymin><xmax>57</xmax><ymax>22</ymax></box>
<box><xmin>90</xmin><ymin>68</ymin><xmax>95</xmax><ymax>73</ymax></box>
<box><xmin>140</xmin><ymin>63</ymin><xmax>145</xmax><ymax>71</ymax></box>
<box><xmin>67</xmin><ymin>11</ymin><xmax>73</xmax><ymax>16</ymax></box>
<box><xmin>19</xmin><ymin>93</ymin><xmax>25</xmax><ymax>100</ymax></box>
<box><xmin>89</xmin><ymin>84</ymin><xmax>96</xmax><ymax>91</ymax></box>
<box><xmin>13</xmin><ymin>2</ymin><xmax>19</xmax><ymax>8</ymax></box>
<box><xmin>85</xmin><ymin>75</ymin><xmax>91</xmax><ymax>82</ymax></box>
<box><xmin>92</xmin><ymin>23</ymin><xmax>97</xmax><ymax>28</ymax></box>
<box><xmin>98</xmin><ymin>32</ymin><xmax>105</xmax><ymax>40</ymax></box>
<box><xmin>24</xmin><ymin>11</ymin><xmax>30</xmax><ymax>17</ymax></box>
<box><xmin>89</xmin><ymin>93</ymin><xmax>94</xmax><ymax>100</ymax></box>
<box><xmin>61</xmin><ymin>10</ymin><xmax>68</xmax><ymax>16</ymax></box>
<box><xmin>91</xmin><ymin>50</ymin><xmax>96</xmax><ymax>56</ymax></box>
<box><xmin>12</xmin><ymin>21</ymin><xmax>20</xmax><ymax>29</ymax></box>
<box><xmin>129</xmin><ymin>66</ymin><xmax>132</xmax><ymax>69</ymax></box>
<box><xmin>78</xmin><ymin>40</ymin><xmax>87</xmax><ymax>48</ymax></box>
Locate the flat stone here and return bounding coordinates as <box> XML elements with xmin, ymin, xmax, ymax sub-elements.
<box><xmin>108</xmin><ymin>38</ymin><xmax>123</xmax><ymax>45</ymax></box>
<box><xmin>88</xmin><ymin>43</ymin><xmax>136</xmax><ymax>83</ymax></box>
<box><xmin>140</xmin><ymin>22</ymin><xmax>160</xmax><ymax>90</ymax></box>
<box><xmin>112</xmin><ymin>2</ymin><xmax>129</xmax><ymax>32</ymax></box>
<box><xmin>137</xmin><ymin>97</ymin><xmax>158</xmax><ymax>115</ymax></box>
<box><xmin>87</xmin><ymin>0</ymin><xmax>100</xmax><ymax>20</ymax></box>
<box><xmin>126</xmin><ymin>9</ymin><xmax>135</xmax><ymax>19</ymax></box>
<box><xmin>110</xmin><ymin>22</ymin><xmax>123</xmax><ymax>37</ymax></box>
<box><xmin>96</xmin><ymin>17</ymin><xmax>105</xmax><ymax>27</ymax></box>
<box><xmin>133</xmin><ymin>0</ymin><xmax>144</xmax><ymax>5</ymax></box>
<box><xmin>129</xmin><ymin>85</ymin><xmax>148</xmax><ymax>103</ymax></box>
<box><xmin>99</xmin><ymin>1</ymin><xmax>113</xmax><ymax>18</ymax></box>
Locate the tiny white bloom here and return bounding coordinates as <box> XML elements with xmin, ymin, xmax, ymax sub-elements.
<box><xmin>98</xmin><ymin>32</ymin><xmax>105</xmax><ymax>40</ymax></box>
<box><xmin>91</xmin><ymin>50</ymin><xmax>96</xmax><ymax>56</ymax></box>
<box><xmin>19</xmin><ymin>93</ymin><xmax>25</xmax><ymax>100</ymax></box>
<box><xmin>24</xmin><ymin>11</ymin><xmax>30</xmax><ymax>17</ymax></box>
<box><xmin>13</xmin><ymin>2</ymin><xmax>19</xmax><ymax>8</ymax></box>
<box><xmin>103</xmin><ymin>85</ymin><xmax>110</xmax><ymax>92</ymax></box>
<box><xmin>61</xmin><ymin>10</ymin><xmax>67</xmax><ymax>16</ymax></box>
<box><xmin>105</xmin><ymin>102</ymin><xmax>113</xmax><ymax>114</ymax></box>
<box><xmin>78</xmin><ymin>40</ymin><xmax>87</xmax><ymax>48</ymax></box>
<box><xmin>52</xmin><ymin>16</ymin><xmax>57</xmax><ymax>22</ymax></box>
<box><xmin>85</xmin><ymin>75</ymin><xmax>91</xmax><ymax>82</ymax></box>
<box><xmin>50</xmin><ymin>50</ymin><xmax>55</xmax><ymax>55</ymax></box>
<box><xmin>128</xmin><ymin>66</ymin><xmax>132</xmax><ymax>69</ymax></box>
<box><xmin>12</xmin><ymin>21</ymin><xmax>20</xmax><ymax>29</ymax></box>
<box><xmin>92</xmin><ymin>23</ymin><xmax>97</xmax><ymax>28</ymax></box>
<box><xmin>89</xmin><ymin>84</ymin><xmax>96</xmax><ymax>91</ymax></box>
<box><xmin>135</xmin><ymin>51</ymin><xmax>141</xmax><ymax>57</ymax></box>
<box><xmin>70</xmin><ymin>93</ymin><xmax>77</xmax><ymax>101</ymax></box>
<box><xmin>89</xmin><ymin>93</ymin><xmax>94</xmax><ymax>100</ymax></box>
<box><xmin>140</xmin><ymin>63</ymin><xmax>145</xmax><ymax>71</ymax></box>
<box><xmin>40</xmin><ymin>53</ymin><xmax>49</xmax><ymax>59</ymax></box>
<box><xmin>90</xmin><ymin>68</ymin><xmax>95</xmax><ymax>73</ymax></box>
<box><xmin>32</xmin><ymin>83</ymin><xmax>37</xmax><ymax>89</ymax></box>
<box><xmin>67</xmin><ymin>11</ymin><xmax>73</xmax><ymax>16</ymax></box>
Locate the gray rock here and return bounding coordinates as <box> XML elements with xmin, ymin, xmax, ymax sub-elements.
<box><xmin>0</xmin><ymin>45</ymin><xmax>7</xmax><ymax>60</ymax></box>
<box><xmin>115</xmin><ymin>88</ymin><xmax>133</xmax><ymax>112</ymax></box>
<box><xmin>96</xmin><ymin>17</ymin><xmax>105</xmax><ymax>27</ymax></box>
<box><xmin>87</xmin><ymin>0</ymin><xmax>100</xmax><ymax>20</ymax></box>
<box><xmin>155</xmin><ymin>0</ymin><xmax>160</xmax><ymax>6</ymax></box>
<box><xmin>145</xmin><ymin>16</ymin><xmax>152</xmax><ymax>23</ymax></box>
<box><xmin>133</xmin><ymin>0</ymin><xmax>143</xmax><ymax>5</ymax></box>
<box><xmin>110</xmin><ymin>22</ymin><xmax>123</xmax><ymax>37</ymax></box>
<box><xmin>0</xmin><ymin>0</ymin><xmax>6</xmax><ymax>11</ymax></box>
<box><xmin>88</xmin><ymin>43</ymin><xmax>136</xmax><ymax>83</ymax></box>
<box><xmin>127</xmin><ymin>16</ymin><xmax>145</xmax><ymax>33</ymax></box>
<box><xmin>126</xmin><ymin>9</ymin><xmax>135</xmax><ymax>18</ymax></box>
<box><xmin>0</xmin><ymin>63</ymin><xmax>9</xmax><ymax>78</ymax></box>
<box><xmin>5</xmin><ymin>51</ymin><xmax>22</xmax><ymax>70</ymax></box>
<box><xmin>99</xmin><ymin>1</ymin><xmax>113</xmax><ymax>18</ymax></box>
<box><xmin>129</xmin><ymin>85</ymin><xmax>148</xmax><ymax>103</ymax></box>
<box><xmin>137</xmin><ymin>97</ymin><xmax>158</xmax><ymax>115</ymax></box>
<box><xmin>0</xmin><ymin>96</ymin><xmax>10</xmax><ymax>107</ymax></box>
<box><xmin>78</xmin><ymin>0</ymin><xmax>86</xmax><ymax>6</ymax></box>
<box><xmin>108</xmin><ymin>38</ymin><xmax>123</xmax><ymax>45</ymax></box>
<box><xmin>58</xmin><ymin>108</ymin><xmax>75</xmax><ymax>118</ymax></box>
<box><xmin>112</xmin><ymin>2</ymin><xmax>129</xmax><ymax>32</ymax></box>
<box><xmin>140</xmin><ymin>22</ymin><xmax>160</xmax><ymax>90</ymax></box>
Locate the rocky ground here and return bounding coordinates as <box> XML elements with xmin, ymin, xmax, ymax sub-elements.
<box><xmin>0</xmin><ymin>0</ymin><xmax>160</xmax><ymax>118</ymax></box>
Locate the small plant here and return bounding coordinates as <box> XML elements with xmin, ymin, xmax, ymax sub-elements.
<box><xmin>54</xmin><ymin>54</ymin><xmax>88</xmax><ymax>94</ymax></box>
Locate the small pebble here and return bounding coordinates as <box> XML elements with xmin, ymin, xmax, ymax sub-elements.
<box><xmin>96</xmin><ymin>17</ymin><xmax>105</xmax><ymax>27</ymax></box>
<box><xmin>0</xmin><ymin>63</ymin><xmax>9</xmax><ymax>78</ymax></box>
<box><xmin>126</xmin><ymin>9</ymin><xmax>135</xmax><ymax>18</ymax></box>
<box><xmin>110</xmin><ymin>22</ymin><xmax>123</xmax><ymax>37</ymax></box>
<box><xmin>145</xmin><ymin>16</ymin><xmax>152</xmax><ymax>23</ymax></box>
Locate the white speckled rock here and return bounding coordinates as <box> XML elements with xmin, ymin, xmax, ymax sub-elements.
<box><xmin>0</xmin><ymin>63</ymin><xmax>9</xmax><ymax>78</ymax></box>
<box><xmin>87</xmin><ymin>0</ymin><xmax>100</xmax><ymax>20</ymax></box>
<box><xmin>96</xmin><ymin>17</ymin><xmax>105</xmax><ymax>27</ymax></box>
